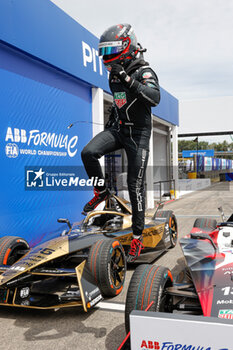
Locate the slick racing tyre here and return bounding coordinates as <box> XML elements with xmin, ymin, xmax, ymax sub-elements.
<box><xmin>156</xmin><ymin>210</ymin><xmax>178</xmax><ymax>248</ymax></box>
<box><xmin>0</xmin><ymin>236</ymin><xmax>29</xmax><ymax>265</ymax></box>
<box><xmin>125</xmin><ymin>264</ymin><xmax>173</xmax><ymax>333</ymax></box>
<box><xmin>193</xmin><ymin>217</ymin><xmax>217</xmax><ymax>231</ymax></box>
<box><xmin>88</xmin><ymin>239</ymin><xmax>126</xmax><ymax>297</ymax></box>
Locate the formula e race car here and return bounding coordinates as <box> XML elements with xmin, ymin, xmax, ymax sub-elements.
<box><xmin>125</xmin><ymin>207</ymin><xmax>233</xmax><ymax>332</ymax></box>
<box><xmin>0</xmin><ymin>194</ymin><xmax>177</xmax><ymax>311</ymax></box>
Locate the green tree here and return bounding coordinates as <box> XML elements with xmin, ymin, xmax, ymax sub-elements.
<box><xmin>178</xmin><ymin>140</ymin><xmax>197</xmax><ymax>152</ymax></box>
<box><xmin>198</xmin><ymin>141</ymin><xmax>209</xmax><ymax>150</ymax></box>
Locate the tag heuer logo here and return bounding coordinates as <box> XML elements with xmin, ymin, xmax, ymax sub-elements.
<box><xmin>114</xmin><ymin>92</ymin><xmax>127</xmax><ymax>109</ymax></box>
<box><xmin>218</xmin><ymin>309</ymin><xmax>233</xmax><ymax>319</ymax></box>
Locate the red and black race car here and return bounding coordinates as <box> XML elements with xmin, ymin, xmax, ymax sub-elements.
<box><xmin>125</xmin><ymin>208</ymin><xmax>233</xmax><ymax>332</ymax></box>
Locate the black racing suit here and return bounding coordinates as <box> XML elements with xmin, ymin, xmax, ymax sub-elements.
<box><xmin>81</xmin><ymin>58</ymin><xmax>160</xmax><ymax>236</ymax></box>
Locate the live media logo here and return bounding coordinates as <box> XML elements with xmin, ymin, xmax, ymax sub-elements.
<box><xmin>25</xmin><ymin>166</ymin><xmax>104</xmax><ymax>191</ymax></box>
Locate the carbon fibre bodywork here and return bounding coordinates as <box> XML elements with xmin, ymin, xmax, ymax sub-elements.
<box><xmin>180</xmin><ymin>223</ymin><xmax>233</xmax><ymax>319</ymax></box>
<box><xmin>179</xmin><ymin>217</ymin><xmax>233</xmax><ymax>319</ymax></box>
<box><xmin>0</xmin><ymin>195</ymin><xmax>177</xmax><ymax>311</ymax></box>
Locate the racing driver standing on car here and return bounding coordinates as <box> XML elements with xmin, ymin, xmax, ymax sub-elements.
<box><xmin>81</xmin><ymin>24</ymin><xmax>160</xmax><ymax>262</ymax></box>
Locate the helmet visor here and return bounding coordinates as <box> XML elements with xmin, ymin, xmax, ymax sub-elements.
<box><xmin>98</xmin><ymin>41</ymin><xmax>123</xmax><ymax>57</ymax></box>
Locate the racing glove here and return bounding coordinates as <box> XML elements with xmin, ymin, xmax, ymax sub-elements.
<box><xmin>111</xmin><ymin>64</ymin><xmax>142</xmax><ymax>92</ymax></box>
<box><xmin>105</xmin><ymin>106</ymin><xmax>117</xmax><ymax>129</ymax></box>
<box><xmin>111</xmin><ymin>64</ymin><xmax>132</xmax><ymax>88</ymax></box>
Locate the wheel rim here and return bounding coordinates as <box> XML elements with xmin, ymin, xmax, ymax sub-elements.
<box><xmin>6</xmin><ymin>245</ymin><xmax>26</xmax><ymax>265</ymax></box>
<box><xmin>170</xmin><ymin>216</ymin><xmax>177</xmax><ymax>245</ymax></box>
<box><xmin>110</xmin><ymin>248</ymin><xmax>126</xmax><ymax>288</ymax></box>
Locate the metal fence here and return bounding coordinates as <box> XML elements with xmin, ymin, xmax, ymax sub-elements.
<box><xmin>153</xmin><ymin>179</ymin><xmax>175</xmax><ymax>201</ymax></box>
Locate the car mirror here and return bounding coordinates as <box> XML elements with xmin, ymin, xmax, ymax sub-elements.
<box><xmin>57</xmin><ymin>218</ymin><xmax>72</xmax><ymax>230</ymax></box>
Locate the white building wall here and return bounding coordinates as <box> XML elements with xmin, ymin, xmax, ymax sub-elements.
<box><xmin>92</xmin><ymin>87</ymin><xmax>104</xmax><ymax>168</ymax></box>
<box><xmin>172</xmin><ymin>125</ymin><xmax>179</xmax><ymax>199</ymax></box>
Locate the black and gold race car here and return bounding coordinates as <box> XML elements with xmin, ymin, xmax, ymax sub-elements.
<box><xmin>0</xmin><ymin>195</ymin><xmax>177</xmax><ymax>311</ymax></box>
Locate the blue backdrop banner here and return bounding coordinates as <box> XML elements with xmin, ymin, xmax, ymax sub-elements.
<box><xmin>182</xmin><ymin>150</ymin><xmax>214</xmax><ymax>158</ymax></box>
<box><xmin>0</xmin><ymin>44</ymin><xmax>92</xmax><ymax>246</ymax></box>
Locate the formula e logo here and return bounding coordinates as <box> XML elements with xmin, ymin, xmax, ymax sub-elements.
<box><xmin>5</xmin><ymin>127</ymin><xmax>78</xmax><ymax>158</ymax></box>
<box><xmin>5</xmin><ymin>143</ymin><xmax>19</xmax><ymax>158</ymax></box>
<box><xmin>26</xmin><ymin>168</ymin><xmax>45</xmax><ymax>187</ymax></box>
<box><xmin>114</xmin><ymin>92</ymin><xmax>127</xmax><ymax>109</ymax></box>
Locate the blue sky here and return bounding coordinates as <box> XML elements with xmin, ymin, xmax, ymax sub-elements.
<box><xmin>51</xmin><ymin>0</ymin><xmax>233</xmax><ymax>101</ymax></box>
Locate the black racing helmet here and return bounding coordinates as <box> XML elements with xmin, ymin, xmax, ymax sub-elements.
<box><xmin>98</xmin><ymin>24</ymin><xmax>138</xmax><ymax>69</ymax></box>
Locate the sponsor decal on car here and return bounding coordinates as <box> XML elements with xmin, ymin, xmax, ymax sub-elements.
<box><xmin>10</xmin><ymin>266</ymin><xmax>26</xmax><ymax>272</ymax></box>
<box><xmin>20</xmin><ymin>287</ymin><xmax>30</xmax><ymax>299</ymax></box>
<box><xmin>221</xmin><ymin>286</ymin><xmax>233</xmax><ymax>296</ymax></box>
<box><xmin>217</xmin><ymin>299</ymin><xmax>233</xmax><ymax>305</ymax></box>
<box><xmin>85</xmin><ymin>287</ymin><xmax>100</xmax><ymax>301</ymax></box>
<box><xmin>221</xmin><ymin>249</ymin><xmax>233</xmax><ymax>254</ymax></box>
<box><xmin>114</xmin><ymin>92</ymin><xmax>127</xmax><ymax>109</ymax></box>
<box><xmin>224</xmin><ymin>271</ymin><xmax>233</xmax><ymax>275</ymax></box>
<box><xmin>218</xmin><ymin>309</ymin><xmax>233</xmax><ymax>319</ymax></box>
<box><xmin>87</xmin><ymin>294</ymin><xmax>102</xmax><ymax>308</ymax></box>
<box><xmin>222</xmin><ymin>267</ymin><xmax>233</xmax><ymax>271</ymax></box>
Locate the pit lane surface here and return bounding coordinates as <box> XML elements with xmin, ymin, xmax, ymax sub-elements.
<box><xmin>0</xmin><ymin>182</ymin><xmax>232</xmax><ymax>350</ymax></box>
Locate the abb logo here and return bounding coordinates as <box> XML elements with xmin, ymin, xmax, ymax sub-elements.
<box><xmin>141</xmin><ymin>340</ymin><xmax>160</xmax><ymax>349</ymax></box>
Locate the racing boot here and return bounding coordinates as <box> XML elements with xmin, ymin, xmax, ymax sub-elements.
<box><xmin>83</xmin><ymin>188</ymin><xmax>110</xmax><ymax>213</ymax></box>
<box><xmin>127</xmin><ymin>235</ymin><xmax>144</xmax><ymax>263</ymax></box>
